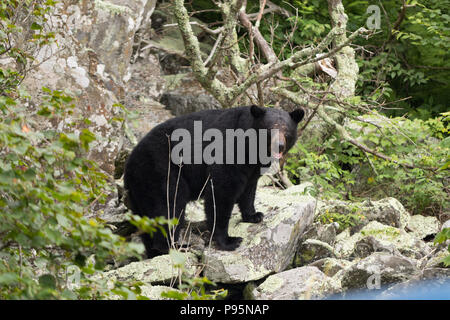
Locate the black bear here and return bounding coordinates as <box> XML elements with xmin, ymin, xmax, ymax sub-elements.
<box><xmin>124</xmin><ymin>105</ymin><xmax>304</xmax><ymax>257</ymax></box>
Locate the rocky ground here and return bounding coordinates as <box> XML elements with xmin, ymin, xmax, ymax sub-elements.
<box><xmin>10</xmin><ymin>0</ymin><xmax>448</xmax><ymax>300</ymax></box>
<box><xmin>96</xmin><ymin>180</ymin><xmax>449</xmax><ymax>299</ymax></box>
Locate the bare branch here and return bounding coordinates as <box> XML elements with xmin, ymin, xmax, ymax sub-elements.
<box><xmin>163</xmin><ymin>22</ymin><xmax>224</xmax><ymax>35</ymax></box>
<box><xmin>238</xmin><ymin>3</ymin><xmax>278</xmax><ymax>63</ymax></box>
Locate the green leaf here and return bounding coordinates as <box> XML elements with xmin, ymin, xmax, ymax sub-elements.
<box><xmin>169</xmin><ymin>249</ymin><xmax>186</xmax><ymax>268</ymax></box>
<box><xmin>39</xmin><ymin>274</ymin><xmax>57</xmax><ymax>289</ymax></box>
<box><xmin>160</xmin><ymin>290</ymin><xmax>188</xmax><ymax>300</ymax></box>
<box><xmin>30</xmin><ymin>22</ymin><xmax>43</xmax><ymax>31</ymax></box>
<box><xmin>442</xmin><ymin>255</ymin><xmax>450</xmax><ymax>267</ymax></box>
<box><xmin>0</xmin><ymin>272</ymin><xmax>18</xmax><ymax>285</ymax></box>
<box><xmin>79</xmin><ymin>129</ymin><xmax>96</xmax><ymax>151</ymax></box>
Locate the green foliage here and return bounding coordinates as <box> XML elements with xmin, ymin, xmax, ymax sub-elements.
<box><xmin>285</xmin><ymin>141</ymin><xmax>356</xmax><ymax>199</ymax></box>
<box><xmin>0</xmin><ymin>1</ymin><xmax>57</xmax><ymax>93</ymax></box>
<box><xmin>0</xmin><ymin>86</ymin><xmax>146</xmax><ymax>299</ymax></box>
<box><xmin>286</xmin><ymin>113</ymin><xmax>449</xmax><ymax>216</ymax></box>
<box><xmin>160</xmin><ymin>249</ymin><xmax>228</xmax><ymax>300</ymax></box>
<box><xmin>318</xmin><ymin>210</ymin><xmax>366</xmax><ymax>232</ymax></box>
<box><xmin>190</xmin><ymin>0</ymin><xmax>448</xmax><ymax>117</ymax></box>
<box><xmin>127</xmin><ymin>213</ymin><xmax>179</xmax><ymax>239</ymax></box>
<box><xmin>346</xmin><ymin>0</ymin><xmax>450</xmax><ymax>118</ymax></box>
<box><xmin>0</xmin><ymin>1</ymin><xmax>152</xmax><ymax>300</ymax></box>
<box><xmin>434</xmin><ymin>228</ymin><xmax>450</xmax><ymax>267</ymax></box>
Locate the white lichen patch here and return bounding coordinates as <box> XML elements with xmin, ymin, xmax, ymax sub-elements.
<box><xmin>94</xmin><ymin>0</ymin><xmax>132</xmax><ymax>15</ymax></box>
<box><xmin>257</xmin><ymin>274</ymin><xmax>285</xmax><ymax>294</ymax></box>
<box><xmin>89</xmin><ymin>114</ymin><xmax>108</xmax><ymax>127</ymax></box>
<box><xmin>103</xmin><ymin>252</ymin><xmax>198</xmax><ymax>284</ymax></box>
<box><xmin>406</xmin><ymin>215</ymin><xmax>440</xmax><ymax>239</ymax></box>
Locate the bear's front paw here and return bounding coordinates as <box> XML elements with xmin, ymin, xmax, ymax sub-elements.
<box><xmin>216</xmin><ymin>236</ymin><xmax>243</xmax><ymax>251</ymax></box>
<box><xmin>243</xmin><ymin>212</ymin><xmax>264</xmax><ymax>223</ymax></box>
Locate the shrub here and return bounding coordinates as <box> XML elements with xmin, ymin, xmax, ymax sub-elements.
<box><xmin>285</xmin><ymin>113</ymin><xmax>449</xmax><ymax>216</ymax></box>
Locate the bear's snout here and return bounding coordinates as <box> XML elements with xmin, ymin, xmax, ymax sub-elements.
<box><xmin>270</xmin><ymin>130</ymin><xmax>287</xmax><ymax>159</ymax></box>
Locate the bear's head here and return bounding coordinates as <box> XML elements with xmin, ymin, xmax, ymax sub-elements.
<box><xmin>250</xmin><ymin>105</ymin><xmax>304</xmax><ymax>160</ymax></box>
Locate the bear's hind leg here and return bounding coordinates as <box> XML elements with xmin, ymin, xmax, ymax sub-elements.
<box><xmin>204</xmin><ymin>182</ymin><xmax>243</xmax><ymax>251</ymax></box>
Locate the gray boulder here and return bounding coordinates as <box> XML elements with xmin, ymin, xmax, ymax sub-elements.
<box><xmin>14</xmin><ymin>0</ymin><xmax>154</xmax><ymax>175</ymax></box>
<box><xmin>102</xmin><ymin>252</ymin><xmax>198</xmax><ymax>285</ymax></box>
<box><xmin>406</xmin><ymin>215</ymin><xmax>440</xmax><ymax>240</ymax></box>
<box><xmin>316</xmin><ymin>197</ymin><xmax>411</xmax><ymax>229</ymax></box>
<box><xmin>199</xmin><ymin>187</ymin><xmax>316</xmax><ymax>283</ymax></box>
<box><xmin>309</xmin><ymin>258</ymin><xmax>353</xmax><ymax>277</ymax></box>
<box><xmin>334</xmin><ymin>221</ymin><xmax>431</xmax><ymax>260</ymax></box>
<box><xmin>247</xmin><ymin>266</ymin><xmax>340</xmax><ymax>300</ymax></box>
<box><xmin>340</xmin><ymin>252</ymin><xmax>419</xmax><ymax>290</ymax></box>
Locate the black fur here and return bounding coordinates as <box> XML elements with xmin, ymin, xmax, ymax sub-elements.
<box><xmin>124</xmin><ymin>106</ymin><xmax>304</xmax><ymax>257</ymax></box>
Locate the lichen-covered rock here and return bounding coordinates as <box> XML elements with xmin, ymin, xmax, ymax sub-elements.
<box><xmin>295</xmin><ymin>220</ymin><xmax>339</xmax><ymax>266</ymax></box>
<box><xmin>103</xmin><ymin>252</ymin><xmax>198</xmax><ymax>285</ymax></box>
<box><xmin>69</xmin><ymin>0</ymin><xmax>156</xmax><ymax>86</ymax></box>
<box><xmin>295</xmin><ymin>239</ymin><xmax>335</xmax><ymax>266</ymax></box>
<box><xmin>376</xmin><ymin>274</ymin><xmax>450</xmax><ymax>300</ymax></box>
<box><xmin>442</xmin><ymin>219</ymin><xmax>450</xmax><ymax>231</ymax></box>
<box><xmin>301</xmin><ymin>222</ymin><xmax>339</xmax><ymax>245</ymax></box>
<box><xmin>309</xmin><ymin>258</ymin><xmax>352</xmax><ymax>277</ymax></box>
<box><xmin>317</xmin><ymin>197</ymin><xmax>410</xmax><ymax>229</ymax></box>
<box><xmin>16</xmin><ymin>0</ymin><xmax>155</xmax><ymax>175</ymax></box>
<box><xmin>107</xmin><ymin>284</ymin><xmax>180</xmax><ymax>300</ymax></box>
<box><xmin>140</xmin><ymin>285</ymin><xmax>182</xmax><ymax>300</ymax></box>
<box><xmin>334</xmin><ymin>221</ymin><xmax>431</xmax><ymax>259</ymax></box>
<box><xmin>340</xmin><ymin>252</ymin><xmax>419</xmax><ymax>290</ymax></box>
<box><xmin>247</xmin><ymin>266</ymin><xmax>340</xmax><ymax>300</ymax></box>
<box><xmin>283</xmin><ymin>182</ymin><xmax>316</xmax><ymax>197</ymax></box>
<box><xmin>425</xmin><ymin>249</ymin><xmax>450</xmax><ymax>269</ymax></box>
<box><xmin>406</xmin><ymin>215</ymin><xmax>440</xmax><ymax>240</ymax></box>
<box><xmin>201</xmin><ymin>187</ymin><xmax>316</xmax><ymax>283</ymax></box>
<box><xmin>160</xmin><ymin>89</ymin><xmax>221</xmax><ymax>116</ymax></box>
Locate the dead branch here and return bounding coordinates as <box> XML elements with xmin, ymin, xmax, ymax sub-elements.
<box><xmin>238</xmin><ymin>2</ymin><xmax>278</xmax><ymax>63</ymax></box>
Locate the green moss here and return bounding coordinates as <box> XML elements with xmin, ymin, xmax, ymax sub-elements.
<box><xmin>361</xmin><ymin>226</ymin><xmax>400</xmax><ymax>239</ymax></box>
<box><xmin>318</xmin><ymin>210</ymin><xmax>365</xmax><ymax>231</ymax></box>
<box><xmin>257</xmin><ymin>274</ymin><xmax>284</xmax><ymax>294</ymax></box>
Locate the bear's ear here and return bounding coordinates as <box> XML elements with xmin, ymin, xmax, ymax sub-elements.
<box><xmin>250</xmin><ymin>105</ymin><xmax>266</xmax><ymax>118</ymax></box>
<box><xmin>290</xmin><ymin>108</ymin><xmax>305</xmax><ymax>124</ymax></box>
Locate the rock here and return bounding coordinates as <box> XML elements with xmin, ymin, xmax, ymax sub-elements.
<box><xmin>406</xmin><ymin>215</ymin><xmax>440</xmax><ymax>240</ymax></box>
<box><xmin>333</xmin><ymin>229</ymin><xmax>363</xmax><ymax>258</ymax></box>
<box><xmin>103</xmin><ymin>252</ymin><xmax>198</xmax><ymax>285</ymax></box>
<box><xmin>107</xmin><ymin>284</ymin><xmax>180</xmax><ymax>300</ymax></box>
<box><xmin>422</xmin><ymin>267</ymin><xmax>450</xmax><ymax>280</ymax></box>
<box><xmin>91</xmin><ymin>191</ymin><xmax>132</xmax><ymax>235</ymax></box>
<box><xmin>295</xmin><ymin>221</ymin><xmax>339</xmax><ymax>265</ymax></box>
<box><xmin>15</xmin><ymin>0</ymin><xmax>154</xmax><ymax>175</ymax></box>
<box><xmin>301</xmin><ymin>222</ymin><xmax>339</xmax><ymax>245</ymax></box>
<box><xmin>295</xmin><ymin>239</ymin><xmax>335</xmax><ymax>266</ymax></box>
<box><xmin>200</xmin><ymin>187</ymin><xmax>316</xmax><ymax>283</ymax></box>
<box><xmin>376</xmin><ymin>275</ymin><xmax>450</xmax><ymax>300</ymax></box>
<box><xmin>140</xmin><ymin>285</ymin><xmax>182</xmax><ymax>300</ymax></box>
<box><xmin>128</xmin><ymin>54</ymin><xmax>166</xmax><ymax>100</ymax></box>
<box><xmin>317</xmin><ymin>197</ymin><xmax>410</xmax><ymax>229</ymax></box>
<box><xmin>160</xmin><ymin>90</ymin><xmax>221</xmax><ymax>116</ymax></box>
<box><xmin>352</xmin><ymin>236</ymin><xmax>397</xmax><ymax>258</ymax></box>
<box><xmin>340</xmin><ymin>253</ymin><xmax>419</xmax><ymax>290</ymax></box>
<box><xmin>125</xmin><ymin>98</ymin><xmax>173</xmax><ymax>143</ymax></box>
<box><xmin>70</xmin><ymin>0</ymin><xmax>156</xmax><ymax>87</ymax></box>
<box><xmin>309</xmin><ymin>258</ymin><xmax>352</xmax><ymax>277</ymax></box>
<box><xmin>334</xmin><ymin>221</ymin><xmax>431</xmax><ymax>260</ymax></box>
<box><xmin>247</xmin><ymin>266</ymin><xmax>340</xmax><ymax>300</ymax></box>
<box><xmin>441</xmin><ymin>219</ymin><xmax>450</xmax><ymax>231</ymax></box>
<box><xmin>284</xmin><ymin>182</ymin><xmax>316</xmax><ymax>197</ymax></box>
<box><xmin>425</xmin><ymin>249</ymin><xmax>450</xmax><ymax>269</ymax></box>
